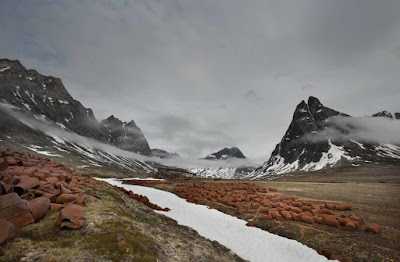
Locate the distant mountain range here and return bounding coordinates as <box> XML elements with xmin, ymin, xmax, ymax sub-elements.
<box><xmin>204</xmin><ymin>147</ymin><xmax>246</xmax><ymax>160</ymax></box>
<box><xmin>1</xmin><ymin>59</ymin><xmax>399</xmax><ymax>179</ymax></box>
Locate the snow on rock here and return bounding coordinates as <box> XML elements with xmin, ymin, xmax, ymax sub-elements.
<box><xmin>191</xmin><ymin>167</ymin><xmax>238</xmax><ymax>179</ymax></box>
<box><xmin>58</xmin><ymin>100</ymin><xmax>69</xmax><ymax>105</ymax></box>
<box><xmin>375</xmin><ymin>144</ymin><xmax>400</xmax><ymax>159</ymax></box>
<box><xmin>300</xmin><ymin>140</ymin><xmax>353</xmax><ymax>171</ymax></box>
<box><xmin>97</xmin><ymin>178</ymin><xmax>330</xmax><ymax>262</ymax></box>
<box><xmin>0</xmin><ymin>66</ymin><xmax>11</xmax><ymax>72</ymax></box>
<box><xmin>24</xmin><ymin>145</ymin><xmax>62</xmax><ymax>157</ymax></box>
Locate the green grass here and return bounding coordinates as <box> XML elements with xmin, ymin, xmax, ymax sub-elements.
<box><xmin>76</xmin><ymin>185</ymin><xmax>94</xmax><ymax>193</ymax></box>
<box><xmin>98</xmin><ymin>187</ymin><xmax>118</xmax><ymax>197</ymax></box>
<box><xmin>81</xmin><ymin>219</ymin><xmax>157</xmax><ymax>262</ymax></box>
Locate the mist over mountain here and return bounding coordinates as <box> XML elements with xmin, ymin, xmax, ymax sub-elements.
<box><xmin>0</xmin><ymin>59</ymin><xmax>151</xmax><ymax>156</ymax></box>
<box><xmin>252</xmin><ymin>97</ymin><xmax>400</xmax><ymax>179</ymax></box>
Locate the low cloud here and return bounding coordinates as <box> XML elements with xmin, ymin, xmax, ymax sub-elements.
<box><xmin>304</xmin><ymin>116</ymin><xmax>400</xmax><ymax>144</ymax></box>
<box><xmin>0</xmin><ymin>102</ymin><xmax>261</xmax><ymax>169</ymax></box>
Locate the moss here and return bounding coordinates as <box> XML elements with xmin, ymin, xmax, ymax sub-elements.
<box><xmin>76</xmin><ymin>185</ymin><xmax>93</xmax><ymax>193</ymax></box>
<box><xmin>81</xmin><ymin>219</ymin><xmax>157</xmax><ymax>262</ymax></box>
<box><xmin>98</xmin><ymin>187</ymin><xmax>118</xmax><ymax>197</ymax></box>
<box><xmin>134</xmin><ymin>213</ymin><xmax>156</xmax><ymax>225</ymax></box>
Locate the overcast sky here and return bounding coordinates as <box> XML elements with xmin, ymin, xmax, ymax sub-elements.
<box><xmin>1</xmin><ymin>0</ymin><xmax>399</xmax><ymax>159</ymax></box>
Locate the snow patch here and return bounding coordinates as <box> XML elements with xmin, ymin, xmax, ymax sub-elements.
<box><xmin>0</xmin><ymin>66</ymin><xmax>11</xmax><ymax>72</ymax></box>
<box><xmin>24</xmin><ymin>145</ymin><xmax>62</xmax><ymax>157</ymax></box>
<box><xmin>98</xmin><ymin>179</ymin><xmax>329</xmax><ymax>262</ymax></box>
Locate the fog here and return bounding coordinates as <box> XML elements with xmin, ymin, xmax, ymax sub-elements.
<box><xmin>0</xmin><ymin>102</ymin><xmax>261</xmax><ymax>169</ymax></box>
<box><xmin>305</xmin><ymin>116</ymin><xmax>400</xmax><ymax>144</ymax></box>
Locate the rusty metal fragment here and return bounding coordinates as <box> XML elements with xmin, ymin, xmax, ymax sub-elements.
<box><xmin>56</xmin><ymin>204</ymin><xmax>84</xmax><ymax>229</ymax></box>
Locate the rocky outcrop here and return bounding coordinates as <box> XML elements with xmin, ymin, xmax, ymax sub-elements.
<box><xmin>100</xmin><ymin>115</ymin><xmax>151</xmax><ymax>155</ymax></box>
<box><xmin>252</xmin><ymin>97</ymin><xmax>400</xmax><ymax>179</ymax></box>
<box><xmin>204</xmin><ymin>147</ymin><xmax>246</xmax><ymax>160</ymax></box>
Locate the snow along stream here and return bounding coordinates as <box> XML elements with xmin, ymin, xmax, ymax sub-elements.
<box><xmin>97</xmin><ymin>178</ymin><xmax>332</xmax><ymax>262</ymax></box>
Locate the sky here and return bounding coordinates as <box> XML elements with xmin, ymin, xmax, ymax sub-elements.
<box><xmin>1</xmin><ymin>0</ymin><xmax>399</xmax><ymax>159</ymax></box>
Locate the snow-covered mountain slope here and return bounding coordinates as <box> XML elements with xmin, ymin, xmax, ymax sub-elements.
<box><xmin>0</xmin><ymin>101</ymin><xmax>155</xmax><ymax>172</ymax></box>
<box><xmin>251</xmin><ymin>97</ymin><xmax>400</xmax><ymax>179</ymax></box>
<box><xmin>191</xmin><ymin>147</ymin><xmax>254</xmax><ymax>178</ymax></box>
<box><xmin>190</xmin><ymin>167</ymin><xmax>254</xmax><ymax>179</ymax></box>
<box><xmin>0</xmin><ymin>58</ymin><xmax>151</xmax><ymax>155</ymax></box>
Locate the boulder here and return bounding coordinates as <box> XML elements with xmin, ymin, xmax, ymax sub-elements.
<box><xmin>26</xmin><ymin>197</ymin><xmax>50</xmax><ymax>222</ymax></box>
<box><xmin>56</xmin><ymin>204</ymin><xmax>85</xmax><ymax>229</ymax></box>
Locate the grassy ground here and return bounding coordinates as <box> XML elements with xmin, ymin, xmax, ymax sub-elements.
<box><xmin>0</xmin><ymin>181</ymin><xmax>245</xmax><ymax>262</ymax></box>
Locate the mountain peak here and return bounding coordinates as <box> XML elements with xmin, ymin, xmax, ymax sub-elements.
<box><xmin>204</xmin><ymin>147</ymin><xmax>246</xmax><ymax>160</ymax></box>
<box><xmin>251</xmin><ymin>97</ymin><xmax>400</xmax><ymax>179</ymax></box>
<box><xmin>307</xmin><ymin>96</ymin><xmax>323</xmax><ymax>109</ymax></box>
<box><xmin>372</xmin><ymin>111</ymin><xmax>394</xmax><ymax>119</ymax></box>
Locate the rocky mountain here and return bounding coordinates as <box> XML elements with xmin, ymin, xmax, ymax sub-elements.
<box><xmin>100</xmin><ymin>115</ymin><xmax>151</xmax><ymax>155</ymax></box>
<box><xmin>0</xmin><ymin>58</ymin><xmax>155</xmax><ymax>171</ymax></box>
<box><xmin>151</xmin><ymin>149</ymin><xmax>179</xmax><ymax>159</ymax></box>
<box><xmin>0</xmin><ymin>58</ymin><xmax>152</xmax><ymax>156</ymax></box>
<box><xmin>251</xmin><ymin>96</ymin><xmax>400</xmax><ymax>179</ymax></box>
<box><xmin>190</xmin><ymin>147</ymin><xmax>253</xmax><ymax>179</ymax></box>
<box><xmin>372</xmin><ymin>110</ymin><xmax>400</xmax><ymax>120</ymax></box>
<box><xmin>0</xmin><ymin>59</ymin><xmax>105</xmax><ymax>140</ymax></box>
<box><xmin>204</xmin><ymin>147</ymin><xmax>246</xmax><ymax>160</ymax></box>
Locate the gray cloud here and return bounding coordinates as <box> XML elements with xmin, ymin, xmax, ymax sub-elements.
<box><xmin>0</xmin><ymin>102</ymin><xmax>260</xmax><ymax>168</ymax></box>
<box><xmin>1</xmin><ymin>0</ymin><xmax>399</xmax><ymax>159</ymax></box>
<box><xmin>304</xmin><ymin>116</ymin><xmax>400</xmax><ymax>145</ymax></box>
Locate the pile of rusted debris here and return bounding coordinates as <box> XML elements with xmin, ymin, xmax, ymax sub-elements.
<box><xmin>0</xmin><ymin>148</ymin><xmax>97</xmax><ymax>245</ymax></box>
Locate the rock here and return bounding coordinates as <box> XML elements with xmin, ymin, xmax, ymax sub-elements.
<box><xmin>0</xmin><ymin>218</ymin><xmax>16</xmax><ymax>245</ymax></box>
<box><xmin>269</xmin><ymin>188</ymin><xmax>277</xmax><ymax>192</ymax></box>
<box><xmin>26</xmin><ymin>197</ymin><xmax>50</xmax><ymax>222</ymax></box>
<box><xmin>56</xmin><ymin>204</ymin><xmax>85</xmax><ymax>229</ymax></box>
<box><xmin>366</xmin><ymin>223</ymin><xmax>381</xmax><ymax>234</ymax></box>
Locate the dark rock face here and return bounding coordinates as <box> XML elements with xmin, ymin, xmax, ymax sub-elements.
<box><xmin>395</xmin><ymin>113</ymin><xmax>400</xmax><ymax>120</ymax></box>
<box><xmin>150</xmin><ymin>149</ymin><xmax>179</xmax><ymax>159</ymax></box>
<box><xmin>204</xmin><ymin>147</ymin><xmax>246</xmax><ymax>160</ymax></box>
<box><xmin>0</xmin><ymin>59</ymin><xmax>151</xmax><ymax>155</ymax></box>
<box><xmin>100</xmin><ymin>115</ymin><xmax>151</xmax><ymax>155</ymax></box>
<box><xmin>0</xmin><ymin>59</ymin><xmax>105</xmax><ymax>141</ymax></box>
<box><xmin>372</xmin><ymin>111</ymin><xmax>393</xmax><ymax>119</ymax></box>
<box><xmin>252</xmin><ymin>97</ymin><xmax>400</xmax><ymax>179</ymax></box>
